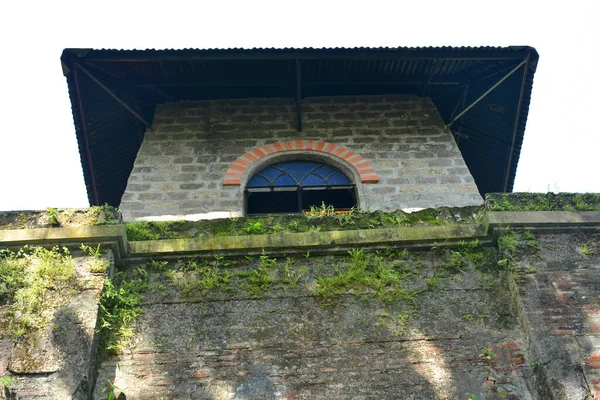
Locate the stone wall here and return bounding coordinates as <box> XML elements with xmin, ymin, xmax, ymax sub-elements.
<box><xmin>0</xmin><ymin>247</ymin><xmax>111</xmax><ymax>400</ymax></box>
<box><xmin>506</xmin><ymin>229</ymin><xmax>600</xmax><ymax>398</ymax></box>
<box><xmin>92</xmin><ymin>246</ymin><xmax>530</xmax><ymax>400</ymax></box>
<box><xmin>120</xmin><ymin>95</ymin><xmax>482</xmax><ymax>221</ymax></box>
<box><xmin>1</xmin><ymin>202</ymin><xmax>599</xmax><ymax>399</ymax></box>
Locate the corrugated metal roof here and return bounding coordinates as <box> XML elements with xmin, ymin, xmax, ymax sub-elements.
<box><xmin>60</xmin><ymin>46</ymin><xmax>538</xmax><ymax>206</ymax></box>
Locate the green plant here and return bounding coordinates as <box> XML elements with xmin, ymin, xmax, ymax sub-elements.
<box><xmin>466</xmin><ymin>394</ymin><xmax>481</xmax><ymax>400</ymax></box>
<box><xmin>579</xmin><ymin>242</ymin><xmax>595</xmax><ymax>256</ymax></box>
<box><xmin>305</xmin><ymin>202</ymin><xmax>335</xmax><ymax>219</ymax></box>
<box><xmin>314</xmin><ymin>248</ymin><xmax>420</xmax><ymax>303</ymax></box>
<box><xmin>47</xmin><ymin>207</ymin><xmax>60</xmax><ymax>226</ymax></box>
<box><xmin>288</xmin><ymin>220</ymin><xmax>300</xmax><ymax>232</ymax></box>
<box><xmin>148</xmin><ymin>259</ymin><xmax>169</xmax><ymax>271</ymax></box>
<box><xmin>0</xmin><ymin>375</ymin><xmax>14</xmax><ymax>388</ymax></box>
<box><xmin>168</xmin><ymin>259</ymin><xmax>231</xmax><ymax>296</ymax></box>
<box><xmin>522</xmin><ymin>230</ymin><xmax>536</xmax><ymax>241</ymax></box>
<box><xmin>479</xmin><ymin>347</ymin><xmax>497</xmax><ymax>362</ymax></box>
<box><xmin>259</xmin><ymin>251</ymin><xmax>278</xmax><ymax>269</ymax></box>
<box><xmin>425</xmin><ymin>275</ymin><xmax>443</xmax><ymax>290</ymax></box>
<box><xmin>81</xmin><ymin>243</ymin><xmax>109</xmax><ymax>273</ymax></box>
<box><xmin>498</xmin><ymin>229</ymin><xmax>518</xmax><ymax>259</ymax></box>
<box><xmin>80</xmin><ymin>243</ymin><xmax>102</xmax><ymax>258</ymax></box>
<box><xmin>238</xmin><ymin>267</ymin><xmax>273</xmax><ymax>298</ymax></box>
<box><xmin>102</xmin><ymin>379</ymin><xmax>124</xmax><ymax>400</ymax></box>
<box><xmin>3</xmin><ymin>246</ymin><xmax>76</xmax><ymax>337</ymax></box>
<box><xmin>242</xmin><ymin>220</ymin><xmax>264</xmax><ymax>234</ymax></box>
<box><xmin>336</xmin><ymin>207</ymin><xmax>358</xmax><ymax>227</ymax></box>
<box><xmin>89</xmin><ymin>204</ymin><xmax>121</xmax><ymax>225</ymax></box>
<box><xmin>98</xmin><ymin>268</ymin><xmax>148</xmax><ymax>353</ymax></box>
<box><xmin>280</xmin><ymin>258</ymin><xmax>308</xmax><ymax>287</ymax></box>
<box><xmin>125</xmin><ymin>222</ymin><xmax>160</xmax><ymax>241</ymax></box>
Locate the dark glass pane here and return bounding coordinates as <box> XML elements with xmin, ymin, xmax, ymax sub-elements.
<box><xmin>247</xmin><ymin>191</ymin><xmax>299</xmax><ymax>214</ymax></box>
<box><xmin>302</xmin><ymin>188</ymin><xmax>356</xmax><ymax>210</ymax></box>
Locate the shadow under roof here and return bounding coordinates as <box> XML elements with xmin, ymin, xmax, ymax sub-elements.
<box><xmin>60</xmin><ymin>46</ymin><xmax>538</xmax><ymax>206</ymax></box>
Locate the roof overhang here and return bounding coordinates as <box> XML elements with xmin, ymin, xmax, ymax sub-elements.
<box><xmin>61</xmin><ymin>46</ymin><xmax>538</xmax><ymax>206</ymax></box>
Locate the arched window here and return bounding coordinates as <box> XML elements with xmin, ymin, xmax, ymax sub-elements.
<box><xmin>245</xmin><ymin>160</ymin><xmax>357</xmax><ymax>215</ymax></box>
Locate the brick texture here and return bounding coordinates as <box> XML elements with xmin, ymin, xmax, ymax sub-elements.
<box><xmin>120</xmin><ymin>95</ymin><xmax>482</xmax><ymax>221</ymax></box>
<box><xmin>222</xmin><ymin>140</ymin><xmax>378</xmax><ymax>185</ymax></box>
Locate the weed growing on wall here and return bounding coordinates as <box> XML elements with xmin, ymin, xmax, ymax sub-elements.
<box><xmin>0</xmin><ymin>246</ymin><xmax>76</xmax><ymax>337</ymax></box>
<box><xmin>166</xmin><ymin>258</ymin><xmax>231</xmax><ymax>296</ymax></box>
<box><xmin>487</xmin><ymin>193</ymin><xmax>600</xmax><ymax>211</ymax></box>
<box><xmin>46</xmin><ymin>207</ymin><xmax>60</xmax><ymax>226</ymax></box>
<box><xmin>98</xmin><ymin>268</ymin><xmax>148</xmax><ymax>354</ymax></box>
<box><xmin>314</xmin><ymin>248</ymin><xmax>421</xmax><ymax>303</ymax></box>
<box><xmin>238</xmin><ymin>252</ymin><xmax>278</xmax><ymax>298</ymax></box>
<box><xmin>80</xmin><ymin>243</ymin><xmax>110</xmax><ymax>273</ymax></box>
<box><xmin>498</xmin><ymin>229</ymin><xmax>540</xmax><ymax>283</ymax></box>
<box><xmin>124</xmin><ymin>222</ymin><xmax>161</xmax><ymax>241</ymax></box>
<box><xmin>88</xmin><ymin>204</ymin><xmax>121</xmax><ymax>225</ymax></box>
<box><xmin>122</xmin><ymin>205</ymin><xmax>483</xmax><ymax>241</ymax></box>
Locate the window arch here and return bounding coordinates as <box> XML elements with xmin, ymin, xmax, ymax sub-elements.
<box><xmin>245</xmin><ymin>160</ymin><xmax>357</xmax><ymax>215</ymax></box>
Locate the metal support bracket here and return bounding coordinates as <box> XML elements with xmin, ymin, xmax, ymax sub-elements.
<box><xmin>445</xmin><ymin>60</ymin><xmax>526</xmax><ymax>129</ymax></box>
<box><xmin>74</xmin><ymin>62</ymin><xmax>151</xmax><ymax>127</ymax></box>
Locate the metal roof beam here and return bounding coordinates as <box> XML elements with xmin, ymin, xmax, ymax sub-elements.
<box><xmin>74</xmin><ymin>62</ymin><xmax>151</xmax><ymax>128</ymax></box>
<box><xmin>73</xmin><ymin>48</ymin><xmax>533</xmax><ymax>62</ymax></box>
<box><xmin>445</xmin><ymin>60</ymin><xmax>526</xmax><ymax>128</ymax></box>
<box><xmin>135</xmin><ymin>80</ymin><xmax>461</xmax><ymax>88</ymax></box>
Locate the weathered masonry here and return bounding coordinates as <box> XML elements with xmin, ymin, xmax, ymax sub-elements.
<box><xmin>60</xmin><ymin>47</ymin><xmax>538</xmax><ymax>220</ymax></box>
<box><xmin>121</xmin><ymin>95</ymin><xmax>482</xmax><ymax>220</ymax></box>
<box><xmin>0</xmin><ymin>194</ymin><xmax>599</xmax><ymax>399</ymax></box>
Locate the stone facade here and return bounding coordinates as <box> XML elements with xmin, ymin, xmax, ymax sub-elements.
<box><xmin>120</xmin><ymin>95</ymin><xmax>482</xmax><ymax>221</ymax></box>
<box><xmin>0</xmin><ymin>203</ymin><xmax>599</xmax><ymax>399</ymax></box>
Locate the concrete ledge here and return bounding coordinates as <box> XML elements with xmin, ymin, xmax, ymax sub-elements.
<box><xmin>0</xmin><ymin>225</ymin><xmax>127</xmax><ymax>260</ymax></box>
<box><xmin>126</xmin><ymin>224</ymin><xmax>487</xmax><ymax>260</ymax></box>
<box><xmin>2</xmin><ymin>211</ymin><xmax>598</xmax><ymax>264</ymax></box>
<box><xmin>486</xmin><ymin>211</ymin><xmax>600</xmax><ymax>231</ymax></box>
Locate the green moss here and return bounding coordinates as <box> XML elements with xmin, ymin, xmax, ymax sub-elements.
<box><xmin>0</xmin><ymin>246</ymin><xmax>76</xmax><ymax>337</ymax></box>
<box><xmin>314</xmin><ymin>248</ymin><xmax>421</xmax><ymax>303</ymax></box>
<box><xmin>166</xmin><ymin>258</ymin><xmax>232</xmax><ymax>296</ymax></box>
<box><xmin>487</xmin><ymin>192</ymin><xmax>600</xmax><ymax>211</ymax></box>
<box><xmin>89</xmin><ymin>204</ymin><xmax>121</xmax><ymax>225</ymax></box>
<box><xmin>237</xmin><ymin>253</ymin><xmax>278</xmax><ymax>298</ymax></box>
<box><xmin>124</xmin><ymin>205</ymin><xmax>483</xmax><ymax>242</ymax></box>
<box><xmin>438</xmin><ymin>240</ymin><xmax>497</xmax><ymax>275</ymax></box>
<box><xmin>125</xmin><ymin>222</ymin><xmax>161</xmax><ymax>241</ymax></box>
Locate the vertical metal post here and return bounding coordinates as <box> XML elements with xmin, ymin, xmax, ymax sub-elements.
<box><xmin>295</xmin><ymin>59</ymin><xmax>302</xmax><ymax>132</ymax></box>
<box><xmin>503</xmin><ymin>52</ymin><xmax>532</xmax><ymax>191</ymax></box>
<box><xmin>73</xmin><ymin>67</ymin><xmax>100</xmax><ymax>205</ymax></box>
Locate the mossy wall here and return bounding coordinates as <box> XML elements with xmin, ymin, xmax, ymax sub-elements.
<box><xmin>0</xmin><ymin>194</ymin><xmax>599</xmax><ymax>399</ymax></box>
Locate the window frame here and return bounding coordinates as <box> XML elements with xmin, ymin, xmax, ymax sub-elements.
<box><xmin>244</xmin><ymin>159</ymin><xmax>358</xmax><ymax>215</ymax></box>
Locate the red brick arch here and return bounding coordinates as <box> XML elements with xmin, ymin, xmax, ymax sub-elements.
<box><xmin>223</xmin><ymin>140</ymin><xmax>379</xmax><ymax>185</ymax></box>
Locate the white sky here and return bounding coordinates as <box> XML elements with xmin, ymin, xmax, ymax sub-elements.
<box><xmin>0</xmin><ymin>0</ymin><xmax>598</xmax><ymax>211</ymax></box>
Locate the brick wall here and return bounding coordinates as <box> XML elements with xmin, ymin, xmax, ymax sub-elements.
<box><xmin>507</xmin><ymin>230</ymin><xmax>600</xmax><ymax>399</ymax></box>
<box><xmin>120</xmin><ymin>95</ymin><xmax>482</xmax><ymax>221</ymax></box>
<box><xmin>92</xmin><ymin>247</ymin><xmax>531</xmax><ymax>399</ymax></box>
